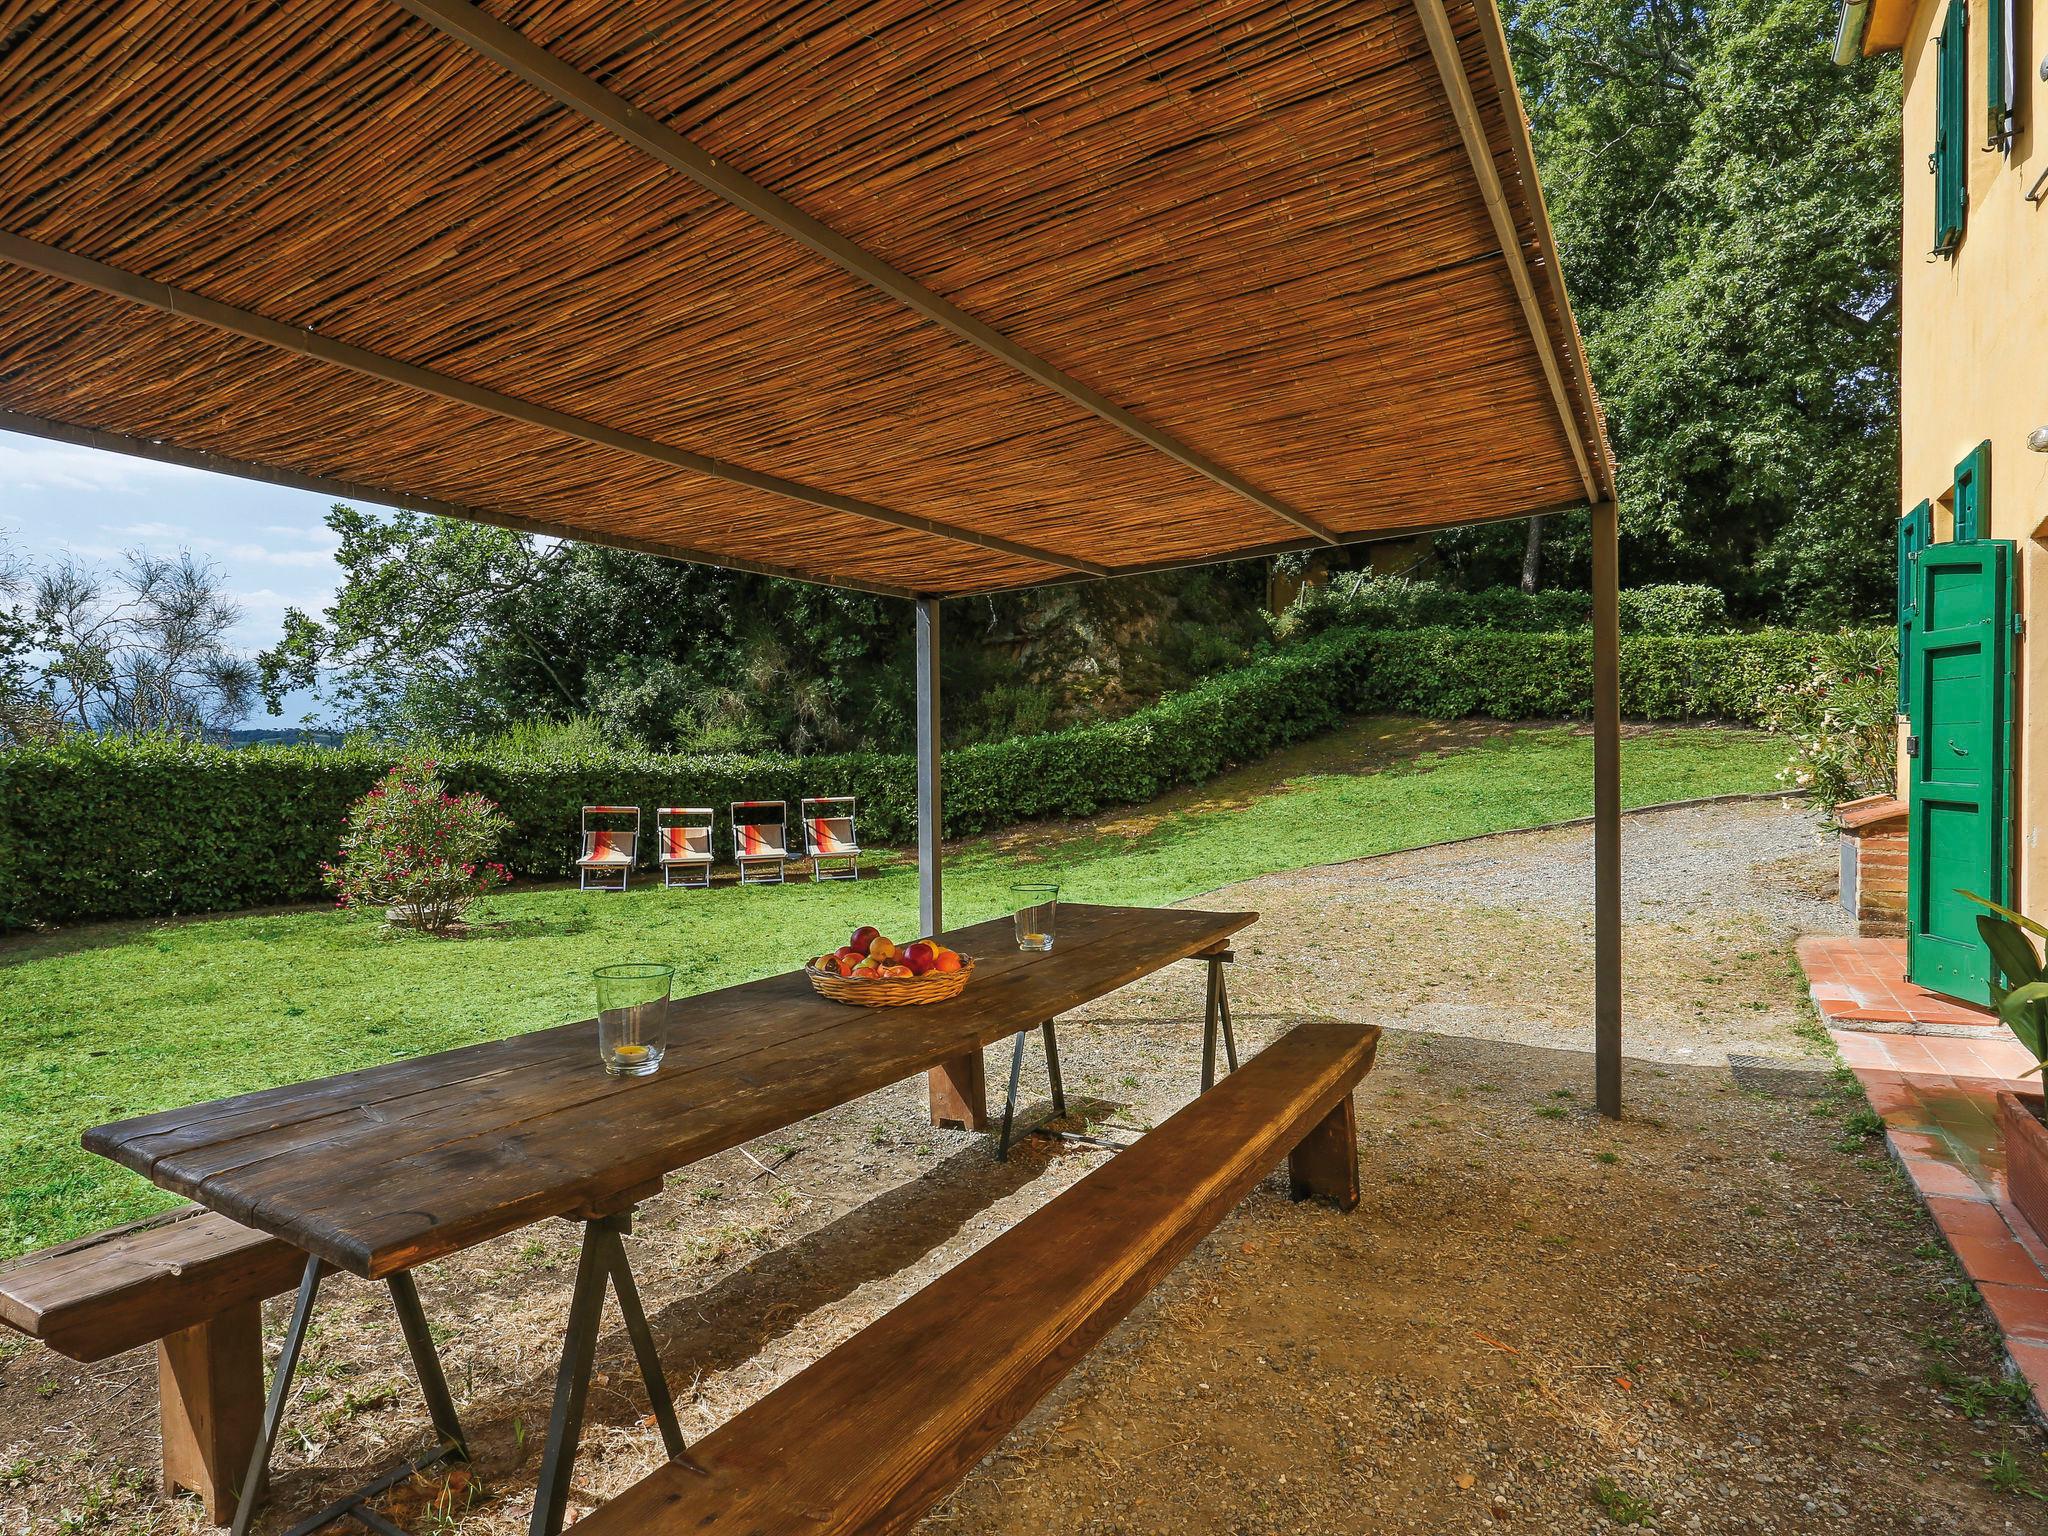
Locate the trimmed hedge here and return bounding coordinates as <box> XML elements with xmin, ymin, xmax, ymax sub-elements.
<box><xmin>1278</xmin><ymin>575</ymin><xmax>1732</xmax><ymax>639</ymax></box>
<box><xmin>0</xmin><ymin>624</ymin><xmax>1879</xmax><ymax>928</ymax></box>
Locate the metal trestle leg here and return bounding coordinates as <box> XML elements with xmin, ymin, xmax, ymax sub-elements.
<box><xmin>997</xmin><ymin>1019</ymin><xmax>1066</xmax><ymax>1161</ymax></box>
<box><xmin>529</xmin><ymin>1209</ymin><xmax>686</xmax><ymax>1536</ymax></box>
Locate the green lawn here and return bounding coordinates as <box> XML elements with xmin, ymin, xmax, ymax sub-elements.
<box><xmin>0</xmin><ymin>721</ymin><xmax>1787</xmax><ymax>1256</ymax></box>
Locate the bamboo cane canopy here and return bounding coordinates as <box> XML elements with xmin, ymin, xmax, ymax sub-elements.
<box><xmin>0</xmin><ymin>0</ymin><xmax>1613</xmax><ymax>599</ymax></box>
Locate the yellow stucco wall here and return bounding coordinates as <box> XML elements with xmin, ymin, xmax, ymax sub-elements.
<box><xmin>1896</xmin><ymin>0</ymin><xmax>2048</xmax><ymax>904</ymax></box>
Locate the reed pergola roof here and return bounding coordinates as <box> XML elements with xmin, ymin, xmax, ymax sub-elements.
<box><xmin>0</xmin><ymin>0</ymin><xmax>1613</xmax><ymax>600</ymax></box>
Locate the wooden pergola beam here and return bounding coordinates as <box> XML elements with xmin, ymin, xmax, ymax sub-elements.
<box><xmin>386</xmin><ymin>0</ymin><xmax>1339</xmax><ymax>549</ymax></box>
<box><xmin>976</xmin><ymin>498</ymin><xmax>1595</xmax><ymax>596</ymax></box>
<box><xmin>1411</xmin><ymin>0</ymin><xmax>1605</xmax><ymax>505</ymax></box>
<box><xmin>0</xmin><ymin>234</ymin><xmax>1105</xmax><ymax>580</ymax></box>
<box><xmin>0</xmin><ymin>409</ymin><xmax>920</xmax><ymax>601</ymax></box>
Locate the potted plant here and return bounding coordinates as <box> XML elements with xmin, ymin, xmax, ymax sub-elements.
<box><xmin>1968</xmin><ymin>893</ymin><xmax>2048</xmax><ymax>1237</ymax></box>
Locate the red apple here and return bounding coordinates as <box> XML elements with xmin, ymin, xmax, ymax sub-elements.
<box><xmin>849</xmin><ymin>925</ymin><xmax>881</xmax><ymax>956</ymax></box>
<box><xmin>903</xmin><ymin>940</ymin><xmax>938</xmax><ymax>974</ymax></box>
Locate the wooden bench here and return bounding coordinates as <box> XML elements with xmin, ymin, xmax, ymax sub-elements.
<box><xmin>579</xmin><ymin>1016</ymin><xmax>1378</xmax><ymax>1535</ymax></box>
<box><xmin>0</xmin><ymin>1205</ymin><xmax>307</xmax><ymax>1525</ymax></box>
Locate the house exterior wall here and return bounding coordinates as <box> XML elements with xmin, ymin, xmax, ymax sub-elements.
<box><xmin>1893</xmin><ymin>0</ymin><xmax>2048</xmax><ymax>907</ymax></box>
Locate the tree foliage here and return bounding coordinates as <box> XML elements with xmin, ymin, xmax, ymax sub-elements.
<box><xmin>1500</xmin><ymin>0</ymin><xmax>1902</xmax><ymax>621</ymax></box>
<box><xmin>259</xmin><ymin>506</ymin><xmax>1275</xmax><ymax>751</ymax></box>
<box><xmin>0</xmin><ymin>533</ymin><xmax>255</xmax><ymax>743</ymax></box>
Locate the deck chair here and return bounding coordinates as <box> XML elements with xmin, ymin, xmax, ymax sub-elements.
<box><xmin>576</xmin><ymin>806</ymin><xmax>639</xmax><ymax>892</ymax></box>
<box><xmin>802</xmin><ymin>796</ymin><xmax>861</xmax><ymax>882</ymax></box>
<box><xmin>655</xmin><ymin>807</ymin><xmax>715</xmax><ymax>889</ymax></box>
<box><xmin>730</xmin><ymin>801</ymin><xmax>791</xmax><ymax>885</ymax></box>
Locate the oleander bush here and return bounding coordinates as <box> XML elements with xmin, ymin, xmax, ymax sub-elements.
<box><xmin>322</xmin><ymin>758</ymin><xmax>511</xmax><ymax>935</ymax></box>
<box><xmin>0</xmin><ymin>623</ymin><xmax>1883</xmax><ymax>928</ymax></box>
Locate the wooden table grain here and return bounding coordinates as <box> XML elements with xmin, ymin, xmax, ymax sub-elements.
<box><xmin>85</xmin><ymin>904</ymin><xmax>1255</xmax><ymax>1279</ymax></box>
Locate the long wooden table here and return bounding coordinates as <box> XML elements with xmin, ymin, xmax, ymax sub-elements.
<box><xmin>83</xmin><ymin>902</ymin><xmax>1255</xmax><ymax>1536</ymax></box>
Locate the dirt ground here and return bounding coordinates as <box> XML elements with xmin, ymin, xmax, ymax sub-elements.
<box><xmin>4</xmin><ymin>799</ymin><xmax>2046</xmax><ymax>1534</ymax></box>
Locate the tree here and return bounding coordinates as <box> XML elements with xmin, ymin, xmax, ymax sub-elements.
<box><xmin>9</xmin><ymin>543</ymin><xmax>255</xmax><ymax>739</ymax></box>
<box><xmin>1503</xmin><ymin>0</ymin><xmax>1902</xmax><ymax>622</ymax></box>
<box><xmin>260</xmin><ymin>506</ymin><xmax>918</xmax><ymax>750</ymax></box>
<box><xmin>260</xmin><ymin>505</ymin><xmax>1277</xmax><ymax>752</ymax></box>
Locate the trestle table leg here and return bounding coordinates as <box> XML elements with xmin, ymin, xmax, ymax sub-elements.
<box><xmin>388</xmin><ymin>1271</ymin><xmax>469</xmax><ymax>1462</ymax></box>
<box><xmin>530</xmin><ymin>1209</ymin><xmax>687</xmax><ymax>1536</ymax></box>
<box><xmin>230</xmin><ymin>1254</ymin><xmax>322</xmax><ymax>1536</ymax></box>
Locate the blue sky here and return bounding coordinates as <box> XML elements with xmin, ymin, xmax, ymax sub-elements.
<box><xmin>0</xmin><ymin>428</ymin><xmax>355</xmax><ymax>726</ymax></box>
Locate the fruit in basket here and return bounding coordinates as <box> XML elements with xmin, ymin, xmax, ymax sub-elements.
<box><xmin>933</xmin><ymin>950</ymin><xmax>963</xmax><ymax>973</ymax></box>
<box><xmin>849</xmin><ymin>925</ymin><xmax>882</xmax><ymax>956</ymax></box>
<box><xmin>868</xmin><ymin>936</ymin><xmax>900</xmax><ymax>963</ymax></box>
<box><xmin>903</xmin><ymin>940</ymin><xmax>937</xmax><ymax>974</ymax></box>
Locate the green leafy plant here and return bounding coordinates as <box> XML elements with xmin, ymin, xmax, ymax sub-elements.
<box><xmin>323</xmin><ymin>758</ymin><xmax>510</xmax><ymax>936</ymax></box>
<box><xmin>1761</xmin><ymin>629</ymin><xmax>1898</xmax><ymax>816</ymax></box>
<box><xmin>1964</xmin><ymin>892</ymin><xmax>2048</xmax><ymax>1083</ymax></box>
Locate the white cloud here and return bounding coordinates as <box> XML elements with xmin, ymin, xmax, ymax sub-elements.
<box><xmin>223</xmin><ymin>542</ymin><xmax>334</xmax><ymax>569</ymax></box>
<box><xmin>0</xmin><ymin>443</ymin><xmax>202</xmax><ymax>494</ymax></box>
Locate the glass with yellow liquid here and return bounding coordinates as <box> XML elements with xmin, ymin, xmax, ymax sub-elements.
<box><xmin>1011</xmin><ymin>883</ymin><xmax>1059</xmax><ymax>952</ymax></box>
<box><xmin>594</xmin><ymin>963</ymin><xmax>673</xmax><ymax>1076</ymax></box>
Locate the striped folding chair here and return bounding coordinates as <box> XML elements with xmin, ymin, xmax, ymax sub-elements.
<box><xmin>655</xmin><ymin>807</ymin><xmax>716</xmax><ymax>889</ymax></box>
<box><xmin>801</xmin><ymin>796</ymin><xmax>861</xmax><ymax>882</ymax></box>
<box><xmin>730</xmin><ymin>801</ymin><xmax>790</xmax><ymax>885</ymax></box>
<box><xmin>575</xmin><ymin>806</ymin><xmax>639</xmax><ymax>892</ymax></box>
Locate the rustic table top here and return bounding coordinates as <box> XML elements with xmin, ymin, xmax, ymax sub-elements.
<box><xmin>84</xmin><ymin>903</ymin><xmax>1254</xmax><ymax>1278</ymax></box>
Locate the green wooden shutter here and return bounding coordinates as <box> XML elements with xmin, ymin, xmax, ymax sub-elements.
<box><xmin>1897</xmin><ymin>501</ymin><xmax>1933</xmax><ymax>711</ymax></box>
<box><xmin>1954</xmin><ymin>440</ymin><xmax>1990</xmax><ymax>542</ymax></box>
<box><xmin>1986</xmin><ymin>0</ymin><xmax>2012</xmax><ymax>147</ymax></box>
<box><xmin>1934</xmin><ymin>0</ymin><xmax>1968</xmax><ymax>253</ymax></box>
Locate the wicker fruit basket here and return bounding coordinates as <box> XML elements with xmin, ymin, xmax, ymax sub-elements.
<box><xmin>807</xmin><ymin>958</ymin><xmax>974</xmax><ymax>1006</ymax></box>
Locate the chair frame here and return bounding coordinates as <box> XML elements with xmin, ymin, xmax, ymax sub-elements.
<box><xmin>801</xmin><ymin>796</ymin><xmax>861</xmax><ymax>883</ymax></box>
<box><xmin>576</xmin><ymin>806</ymin><xmax>640</xmax><ymax>892</ymax></box>
<box><xmin>729</xmin><ymin>801</ymin><xmax>790</xmax><ymax>885</ymax></box>
<box><xmin>655</xmin><ymin>807</ymin><xmax>716</xmax><ymax>889</ymax></box>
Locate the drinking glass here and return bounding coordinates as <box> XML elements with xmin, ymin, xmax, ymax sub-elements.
<box><xmin>594</xmin><ymin>963</ymin><xmax>673</xmax><ymax>1076</ymax></box>
<box><xmin>1012</xmin><ymin>883</ymin><xmax>1059</xmax><ymax>952</ymax></box>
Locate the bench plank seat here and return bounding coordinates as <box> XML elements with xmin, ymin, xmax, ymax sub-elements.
<box><xmin>0</xmin><ymin>1204</ymin><xmax>303</xmax><ymax>1362</ymax></box>
<box><xmin>581</xmin><ymin>1017</ymin><xmax>1378</xmax><ymax>1536</ymax></box>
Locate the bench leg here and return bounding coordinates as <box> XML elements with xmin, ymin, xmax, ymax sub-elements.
<box><xmin>1288</xmin><ymin>1093</ymin><xmax>1360</xmax><ymax>1211</ymax></box>
<box><xmin>159</xmin><ymin>1302</ymin><xmax>262</xmax><ymax>1527</ymax></box>
<box><xmin>928</xmin><ymin>1053</ymin><xmax>988</xmax><ymax>1131</ymax></box>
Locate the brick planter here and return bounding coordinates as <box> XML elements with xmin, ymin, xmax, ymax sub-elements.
<box><xmin>1835</xmin><ymin>795</ymin><xmax>1907</xmax><ymax>937</ymax></box>
<box><xmin>2000</xmin><ymin>1088</ymin><xmax>2048</xmax><ymax>1244</ymax></box>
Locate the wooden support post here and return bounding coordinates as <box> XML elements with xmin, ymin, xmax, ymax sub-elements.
<box><xmin>158</xmin><ymin>1302</ymin><xmax>263</xmax><ymax>1526</ymax></box>
<box><xmin>1288</xmin><ymin>1093</ymin><xmax>1360</xmax><ymax>1210</ymax></box>
<box><xmin>919</xmin><ymin>598</ymin><xmax>987</xmax><ymax>1129</ymax></box>
<box><xmin>1591</xmin><ymin>501</ymin><xmax>1623</xmax><ymax>1119</ymax></box>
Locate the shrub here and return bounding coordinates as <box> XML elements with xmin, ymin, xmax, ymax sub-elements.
<box><xmin>1276</xmin><ymin>575</ymin><xmax>1731</xmax><ymax>641</ymax></box>
<box><xmin>1758</xmin><ymin>629</ymin><xmax>1898</xmax><ymax>816</ymax></box>
<box><xmin>0</xmin><ymin>624</ymin><xmax>1872</xmax><ymax>928</ymax></box>
<box><xmin>323</xmin><ymin>758</ymin><xmax>511</xmax><ymax>935</ymax></box>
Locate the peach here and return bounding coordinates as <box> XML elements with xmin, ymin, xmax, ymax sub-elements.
<box><xmin>933</xmin><ymin>951</ymin><xmax>963</xmax><ymax>973</ymax></box>
<box><xmin>868</xmin><ymin>936</ymin><xmax>900</xmax><ymax>963</ymax></box>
